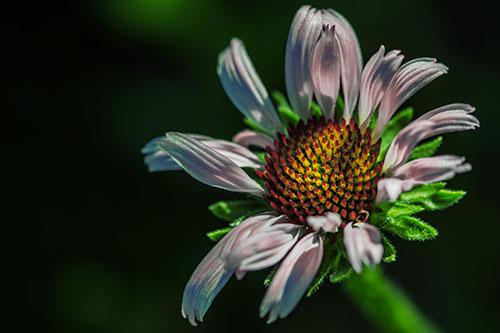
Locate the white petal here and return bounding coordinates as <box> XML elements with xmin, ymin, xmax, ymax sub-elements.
<box><xmin>383</xmin><ymin>103</ymin><xmax>478</xmax><ymax>173</ymax></box>
<box><xmin>323</xmin><ymin>9</ymin><xmax>363</xmax><ymax>121</ymax></box>
<box><xmin>307</xmin><ymin>212</ymin><xmax>342</xmax><ymax>233</ymax></box>
<box><xmin>373</xmin><ymin>58</ymin><xmax>448</xmax><ymax>142</ymax></box>
<box><xmin>358</xmin><ymin>45</ymin><xmax>404</xmax><ymax>130</ymax></box>
<box><xmin>157</xmin><ymin>132</ymin><xmax>264</xmax><ymax>195</ymax></box>
<box><xmin>285</xmin><ymin>5</ymin><xmax>323</xmax><ymax>121</ymax></box>
<box><xmin>309</xmin><ymin>24</ymin><xmax>341</xmax><ymax>119</ymax></box>
<box><xmin>376</xmin><ymin>155</ymin><xmax>471</xmax><ymax>203</ymax></box>
<box><xmin>143</xmin><ymin>134</ymin><xmax>264</xmax><ymax>172</ymax></box>
<box><xmin>260</xmin><ymin>232</ymin><xmax>323</xmax><ymax>323</ymax></box>
<box><xmin>232</xmin><ymin>129</ymin><xmax>274</xmax><ymax>149</ymax></box>
<box><xmin>217</xmin><ymin>38</ymin><xmax>282</xmax><ymax>136</ymax></box>
<box><xmin>343</xmin><ymin>222</ymin><xmax>383</xmax><ymax>273</ymax></box>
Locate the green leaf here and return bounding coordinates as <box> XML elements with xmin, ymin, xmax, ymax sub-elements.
<box><xmin>398</xmin><ymin>182</ymin><xmax>446</xmax><ymax>203</ymax></box>
<box><xmin>381</xmin><ymin>235</ymin><xmax>397</xmax><ymax>263</ymax></box>
<box><xmin>382</xmin><ymin>216</ymin><xmax>438</xmax><ymax>241</ymax></box>
<box><xmin>330</xmin><ymin>254</ymin><xmax>353</xmax><ymax>283</ymax></box>
<box><xmin>206</xmin><ymin>227</ymin><xmax>232</xmax><ymax>241</ymax></box>
<box><xmin>377</xmin><ymin>108</ymin><xmax>414</xmax><ymax>162</ymax></box>
<box><xmin>307</xmin><ymin>241</ymin><xmax>339</xmax><ymax>297</ymax></box>
<box><xmin>208</xmin><ymin>199</ymin><xmax>269</xmax><ymax>222</ymax></box>
<box><xmin>408</xmin><ymin>136</ymin><xmax>443</xmax><ymax>161</ymax></box>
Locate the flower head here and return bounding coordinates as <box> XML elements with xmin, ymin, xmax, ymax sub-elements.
<box><xmin>142</xmin><ymin>5</ymin><xmax>478</xmax><ymax>325</ymax></box>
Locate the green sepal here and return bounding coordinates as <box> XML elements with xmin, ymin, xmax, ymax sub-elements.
<box><xmin>243</xmin><ymin>118</ymin><xmax>268</xmax><ymax>135</ymax></box>
<box><xmin>206</xmin><ymin>227</ymin><xmax>233</xmax><ymax>241</ymax></box>
<box><xmin>310</xmin><ymin>101</ymin><xmax>323</xmax><ymax>118</ymax></box>
<box><xmin>381</xmin><ymin>234</ymin><xmax>397</xmax><ymax>263</ymax></box>
<box><xmin>371</xmin><ymin>202</ymin><xmax>424</xmax><ymax>227</ymax></box>
<box><xmin>307</xmin><ymin>239</ymin><xmax>339</xmax><ymax>297</ymax></box>
<box><xmin>272</xmin><ymin>91</ymin><xmax>299</xmax><ymax>127</ymax></box>
<box><xmin>408</xmin><ymin>136</ymin><xmax>443</xmax><ymax>161</ymax></box>
<box><xmin>329</xmin><ymin>253</ymin><xmax>353</xmax><ymax>283</ymax></box>
<box><xmin>377</xmin><ymin>107</ymin><xmax>414</xmax><ymax>163</ymax></box>
<box><xmin>208</xmin><ymin>199</ymin><xmax>270</xmax><ymax>222</ymax></box>
<box><xmin>382</xmin><ymin>215</ymin><xmax>438</xmax><ymax>241</ymax></box>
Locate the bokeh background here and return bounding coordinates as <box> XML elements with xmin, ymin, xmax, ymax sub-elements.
<box><xmin>11</xmin><ymin>0</ymin><xmax>500</xmax><ymax>332</ymax></box>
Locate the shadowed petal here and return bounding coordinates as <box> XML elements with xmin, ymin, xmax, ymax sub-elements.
<box><xmin>358</xmin><ymin>45</ymin><xmax>404</xmax><ymax>130</ymax></box>
<box><xmin>343</xmin><ymin>222</ymin><xmax>383</xmax><ymax>273</ymax></box>
<box><xmin>182</xmin><ymin>212</ymin><xmax>279</xmax><ymax>326</ymax></box>
<box><xmin>260</xmin><ymin>232</ymin><xmax>323</xmax><ymax>323</ymax></box>
<box><xmin>143</xmin><ymin>135</ymin><xmax>264</xmax><ymax>172</ymax></box>
<box><xmin>218</xmin><ymin>38</ymin><xmax>282</xmax><ymax>136</ymax></box>
<box><xmin>373</xmin><ymin>58</ymin><xmax>448</xmax><ymax>142</ymax></box>
<box><xmin>307</xmin><ymin>212</ymin><xmax>342</xmax><ymax>233</ymax></box>
<box><xmin>323</xmin><ymin>9</ymin><xmax>363</xmax><ymax>121</ymax></box>
<box><xmin>285</xmin><ymin>5</ymin><xmax>323</xmax><ymax>121</ymax></box>
<box><xmin>157</xmin><ymin>132</ymin><xmax>264</xmax><ymax>195</ymax></box>
<box><xmin>383</xmin><ymin>104</ymin><xmax>478</xmax><ymax>173</ymax></box>
<box><xmin>310</xmin><ymin>24</ymin><xmax>341</xmax><ymax>120</ymax></box>
<box><xmin>376</xmin><ymin>155</ymin><xmax>471</xmax><ymax>203</ymax></box>
<box><xmin>232</xmin><ymin>129</ymin><xmax>274</xmax><ymax>149</ymax></box>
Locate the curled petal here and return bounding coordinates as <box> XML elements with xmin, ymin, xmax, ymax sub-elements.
<box><xmin>358</xmin><ymin>45</ymin><xmax>404</xmax><ymax>130</ymax></box>
<box><xmin>383</xmin><ymin>103</ymin><xmax>478</xmax><ymax>173</ymax></box>
<box><xmin>157</xmin><ymin>132</ymin><xmax>264</xmax><ymax>195</ymax></box>
<box><xmin>182</xmin><ymin>212</ymin><xmax>279</xmax><ymax>325</ymax></box>
<box><xmin>376</xmin><ymin>155</ymin><xmax>472</xmax><ymax>203</ymax></box>
<box><xmin>232</xmin><ymin>129</ymin><xmax>274</xmax><ymax>149</ymax></box>
<box><xmin>343</xmin><ymin>222</ymin><xmax>383</xmax><ymax>273</ymax></box>
<box><xmin>307</xmin><ymin>212</ymin><xmax>342</xmax><ymax>233</ymax></box>
<box><xmin>322</xmin><ymin>9</ymin><xmax>363</xmax><ymax>121</ymax></box>
<box><xmin>285</xmin><ymin>5</ymin><xmax>323</xmax><ymax>121</ymax></box>
<box><xmin>260</xmin><ymin>232</ymin><xmax>323</xmax><ymax>323</ymax></box>
<box><xmin>373</xmin><ymin>58</ymin><xmax>448</xmax><ymax>142</ymax></box>
<box><xmin>218</xmin><ymin>38</ymin><xmax>282</xmax><ymax>136</ymax></box>
<box><xmin>143</xmin><ymin>134</ymin><xmax>264</xmax><ymax>172</ymax></box>
<box><xmin>310</xmin><ymin>24</ymin><xmax>341</xmax><ymax>119</ymax></box>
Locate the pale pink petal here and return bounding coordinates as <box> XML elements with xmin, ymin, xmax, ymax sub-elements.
<box><xmin>322</xmin><ymin>9</ymin><xmax>363</xmax><ymax>121</ymax></box>
<box><xmin>217</xmin><ymin>38</ymin><xmax>282</xmax><ymax>136</ymax></box>
<box><xmin>157</xmin><ymin>132</ymin><xmax>264</xmax><ymax>195</ymax></box>
<box><xmin>260</xmin><ymin>232</ymin><xmax>323</xmax><ymax>323</ymax></box>
<box><xmin>373</xmin><ymin>58</ymin><xmax>448</xmax><ymax>142</ymax></box>
<box><xmin>182</xmin><ymin>212</ymin><xmax>277</xmax><ymax>325</ymax></box>
<box><xmin>307</xmin><ymin>212</ymin><xmax>342</xmax><ymax>233</ymax></box>
<box><xmin>232</xmin><ymin>129</ymin><xmax>274</xmax><ymax>149</ymax></box>
<box><xmin>222</xmin><ymin>215</ymin><xmax>303</xmax><ymax>274</ymax></box>
<box><xmin>383</xmin><ymin>104</ymin><xmax>478</xmax><ymax>173</ymax></box>
<box><xmin>143</xmin><ymin>134</ymin><xmax>264</xmax><ymax>172</ymax></box>
<box><xmin>343</xmin><ymin>222</ymin><xmax>383</xmax><ymax>273</ymax></box>
<box><xmin>376</xmin><ymin>155</ymin><xmax>471</xmax><ymax>203</ymax></box>
<box><xmin>358</xmin><ymin>45</ymin><xmax>404</xmax><ymax>130</ymax></box>
<box><xmin>285</xmin><ymin>5</ymin><xmax>323</xmax><ymax>121</ymax></box>
<box><xmin>309</xmin><ymin>24</ymin><xmax>341</xmax><ymax>119</ymax></box>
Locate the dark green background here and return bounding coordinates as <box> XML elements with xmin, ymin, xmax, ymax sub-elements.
<box><xmin>10</xmin><ymin>0</ymin><xmax>499</xmax><ymax>332</ymax></box>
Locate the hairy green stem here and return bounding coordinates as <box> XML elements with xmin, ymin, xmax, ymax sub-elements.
<box><xmin>344</xmin><ymin>267</ymin><xmax>440</xmax><ymax>333</ymax></box>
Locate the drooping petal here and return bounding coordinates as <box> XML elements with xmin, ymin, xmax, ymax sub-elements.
<box><xmin>232</xmin><ymin>129</ymin><xmax>274</xmax><ymax>149</ymax></box>
<box><xmin>222</xmin><ymin>215</ymin><xmax>303</xmax><ymax>274</ymax></box>
<box><xmin>157</xmin><ymin>132</ymin><xmax>264</xmax><ymax>195</ymax></box>
<box><xmin>309</xmin><ymin>24</ymin><xmax>341</xmax><ymax>119</ymax></box>
<box><xmin>260</xmin><ymin>232</ymin><xmax>323</xmax><ymax>323</ymax></box>
<box><xmin>376</xmin><ymin>155</ymin><xmax>472</xmax><ymax>203</ymax></box>
<box><xmin>373</xmin><ymin>58</ymin><xmax>448</xmax><ymax>142</ymax></box>
<box><xmin>182</xmin><ymin>212</ymin><xmax>279</xmax><ymax>325</ymax></box>
<box><xmin>322</xmin><ymin>9</ymin><xmax>363</xmax><ymax>121</ymax></box>
<box><xmin>358</xmin><ymin>45</ymin><xmax>404</xmax><ymax>130</ymax></box>
<box><xmin>142</xmin><ymin>134</ymin><xmax>264</xmax><ymax>172</ymax></box>
<box><xmin>307</xmin><ymin>212</ymin><xmax>342</xmax><ymax>233</ymax></box>
<box><xmin>383</xmin><ymin>103</ymin><xmax>478</xmax><ymax>173</ymax></box>
<box><xmin>217</xmin><ymin>38</ymin><xmax>282</xmax><ymax>136</ymax></box>
<box><xmin>285</xmin><ymin>5</ymin><xmax>323</xmax><ymax>121</ymax></box>
<box><xmin>343</xmin><ymin>222</ymin><xmax>383</xmax><ymax>273</ymax></box>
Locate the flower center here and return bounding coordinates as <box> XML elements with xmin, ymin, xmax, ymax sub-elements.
<box><xmin>257</xmin><ymin>116</ymin><xmax>383</xmax><ymax>227</ymax></box>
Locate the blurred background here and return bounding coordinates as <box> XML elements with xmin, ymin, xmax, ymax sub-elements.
<box><xmin>9</xmin><ymin>0</ymin><xmax>499</xmax><ymax>332</ymax></box>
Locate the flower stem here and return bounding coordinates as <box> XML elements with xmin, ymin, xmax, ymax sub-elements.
<box><xmin>343</xmin><ymin>267</ymin><xmax>440</xmax><ymax>333</ymax></box>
